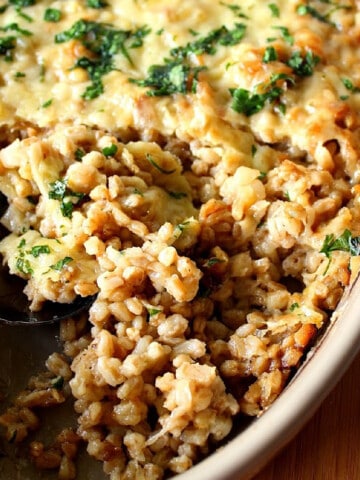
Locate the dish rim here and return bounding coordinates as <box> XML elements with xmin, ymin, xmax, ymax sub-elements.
<box><xmin>177</xmin><ymin>275</ymin><xmax>360</xmax><ymax>480</ymax></box>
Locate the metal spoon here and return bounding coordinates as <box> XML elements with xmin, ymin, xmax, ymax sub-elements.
<box><xmin>0</xmin><ymin>192</ymin><xmax>95</xmax><ymax>325</ymax></box>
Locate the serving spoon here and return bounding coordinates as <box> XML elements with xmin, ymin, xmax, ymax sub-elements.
<box><xmin>0</xmin><ymin>193</ymin><xmax>95</xmax><ymax>325</ymax></box>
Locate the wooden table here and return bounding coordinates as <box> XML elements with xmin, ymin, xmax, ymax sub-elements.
<box><xmin>254</xmin><ymin>349</ymin><xmax>360</xmax><ymax>479</ymax></box>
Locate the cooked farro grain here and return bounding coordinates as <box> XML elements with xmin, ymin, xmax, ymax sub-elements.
<box><xmin>0</xmin><ymin>0</ymin><xmax>360</xmax><ymax>479</ymax></box>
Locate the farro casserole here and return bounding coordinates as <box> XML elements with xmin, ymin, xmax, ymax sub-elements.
<box><xmin>0</xmin><ymin>0</ymin><xmax>360</xmax><ymax>478</ymax></box>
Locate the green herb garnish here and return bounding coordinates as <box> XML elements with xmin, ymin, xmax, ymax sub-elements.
<box><xmin>16</xmin><ymin>256</ymin><xmax>33</xmax><ymax>275</ymax></box>
<box><xmin>188</xmin><ymin>28</ymin><xmax>199</xmax><ymax>36</ymax></box>
<box><xmin>287</xmin><ymin>50</ymin><xmax>320</xmax><ymax>77</ymax></box>
<box><xmin>44</xmin><ymin>8</ymin><xmax>61</xmax><ymax>22</ymax></box>
<box><xmin>55</xmin><ymin>20</ymin><xmax>151</xmax><ymax>99</ymax></box>
<box><xmin>50</xmin><ymin>256</ymin><xmax>73</xmax><ymax>271</ymax></box>
<box><xmin>174</xmin><ymin>220</ymin><xmax>191</xmax><ymax>238</ymax></box>
<box><xmin>290</xmin><ymin>302</ymin><xmax>300</xmax><ymax>311</ymax></box>
<box><xmin>268</xmin><ymin>3</ymin><xmax>280</xmax><ymax>17</ymax></box>
<box><xmin>220</xmin><ymin>2</ymin><xmax>249</xmax><ymax>18</ymax></box>
<box><xmin>86</xmin><ymin>0</ymin><xmax>108</xmax><ymax>7</ymax></box>
<box><xmin>74</xmin><ymin>148</ymin><xmax>85</xmax><ymax>160</ymax></box>
<box><xmin>147</xmin><ymin>307</ymin><xmax>162</xmax><ymax>317</ymax></box>
<box><xmin>131</xmin><ymin>23</ymin><xmax>246</xmax><ymax>96</ymax></box>
<box><xmin>15</xmin><ymin>6</ymin><xmax>32</xmax><ymax>21</ymax></box>
<box><xmin>204</xmin><ymin>257</ymin><xmax>225</xmax><ymax>267</ymax></box>
<box><xmin>146</xmin><ymin>153</ymin><xmax>176</xmax><ymax>174</ymax></box>
<box><xmin>170</xmin><ymin>23</ymin><xmax>246</xmax><ymax>60</ymax></box>
<box><xmin>231</xmin><ymin>48</ymin><xmax>319</xmax><ymax>117</ymax></box>
<box><xmin>1</xmin><ymin>22</ymin><xmax>32</xmax><ymax>36</ymax></box>
<box><xmin>48</xmin><ymin>178</ymin><xmax>85</xmax><ymax>218</ymax></box>
<box><xmin>41</xmin><ymin>98</ymin><xmax>52</xmax><ymax>108</ymax></box>
<box><xmin>8</xmin><ymin>0</ymin><xmax>35</xmax><ymax>6</ymax></box>
<box><xmin>30</xmin><ymin>245</ymin><xmax>51</xmax><ymax>257</ymax></box>
<box><xmin>102</xmin><ymin>143</ymin><xmax>118</xmax><ymax>157</ymax></box>
<box><xmin>263</xmin><ymin>46</ymin><xmax>278</xmax><ymax>63</ymax></box>
<box><xmin>130</xmin><ymin>61</ymin><xmax>205</xmax><ymax>96</ymax></box>
<box><xmin>296</xmin><ymin>2</ymin><xmax>351</xmax><ymax>27</ymax></box>
<box><xmin>342</xmin><ymin>78</ymin><xmax>360</xmax><ymax>93</ymax></box>
<box><xmin>272</xmin><ymin>25</ymin><xmax>294</xmax><ymax>45</ymax></box>
<box><xmin>230</xmin><ymin>73</ymin><xmax>293</xmax><ymax>116</ymax></box>
<box><xmin>321</xmin><ymin>229</ymin><xmax>360</xmax><ymax>257</ymax></box>
<box><xmin>320</xmin><ymin>229</ymin><xmax>360</xmax><ymax>274</ymax></box>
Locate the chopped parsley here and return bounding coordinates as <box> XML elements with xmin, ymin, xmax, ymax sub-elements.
<box><xmin>0</xmin><ymin>36</ymin><xmax>16</xmax><ymax>61</ymax></box>
<box><xmin>15</xmin><ymin>6</ymin><xmax>32</xmax><ymax>21</ymax></box>
<box><xmin>287</xmin><ymin>50</ymin><xmax>320</xmax><ymax>77</ymax></box>
<box><xmin>102</xmin><ymin>143</ymin><xmax>118</xmax><ymax>157</ymax></box>
<box><xmin>131</xmin><ymin>61</ymin><xmax>205</xmax><ymax>96</ymax></box>
<box><xmin>204</xmin><ymin>257</ymin><xmax>225</xmax><ymax>267</ymax></box>
<box><xmin>263</xmin><ymin>45</ymin><xmax>278</xmax><ymax>63</ymax></box>
<box><xmin>188</xmin><ymin>28</ymin><xmax>199</xmax><ymax>36</ymax></box>
<box><xmin>44</xmin><ymin>8</ymin><xmax>61</xmax><ymax>22</ymax></box>
<box><xmin>230</xmin><ymin>73</ymin><xmax>292</xmax><ymax>116</ymax></box>
<box><xmin>342</xmin><ymin>78</ymin><xmax>360</xmax><ymax>93</ymax></box>
<box><xmin>290</xmin><ymin>302</ymin><xmax>300</xmax><ymax>311</ymax></box>
<box><xmin>272</xmin><ymin>25</ymin><xmax>294</xmax><ymax>45</ymax></box>
<box><xmin>232</xmin><ymin>48</ymin><xmax>320</xmax><ymax>116</ymax></box>
<box><xmin>320</xmin><ymin>229</ymin><xmax>360</xmax><ymax>273</ymax></box>
<box><xmin>16</xmin><ymin>256</ymin><xmax>33</xmax><ymax>275</ymax></box>
<box><xmin>55</xmin><ymin>20</ymin><xmax>151</xmax><ymax>99</ymax></box>
<box><xmin>321</xmin><ymin>229</ymin><xmax>360</xmax><ymax>257</ymax></box>
<box><xmin>230</xmin><ymin>87</ymin><xmax>280</xmax><ymax>116</ymax></box>
<box><xmin>146</xmin><ymin>153</ymin><xmax>176</xmax><ymax>174</ymax></box>
<box><xmin>8</xmin><ymin>0</ymin><xmax>35</xmax><ymax>6</ymax></box>
<box><xmin>0</xmin><ymin>22</ymin><xmax>30</xmax><ymax>62</ymax></box>
<box><xmin>74</xmin><ymin>148</ymin><xmax>85</xmax><ymax>160</ymax></box>
<box><xmin>220</xmin><ymin>2</ymin><xmax>249</xmax><ymax>18</ymax></box>
<box><xmin>296</xmin><ymin>2</ymin><xmax>351</xmax><ymax>27</ymax></box>
<box><xmin>50</xmin><ymin>256</ymin><xmax>73</xmax><ymax>271</ymax></box>
<box><xmin>170</xmin><ymin>23</ymin><xmax>246</xmax><ymax>60</ymax></box>
<box><xmin>174</xmin><ymin>220</ymin><xmax>191</xmax><ymax>238</ymax></box>
<box><xmin>147</xmin><ymin>307</ymin><xmax>162</xmax><ymax>317</ymax></box>
<box><xmin>30</xmin><ymin>245</ymin><xmax>51</xmax><ymax>257</ymax></box>
<box><xmin>15</xmin><ymin>239</ymin><xmax>33</xmax><ymax>275</ymax></box>
<box><xmin>1</xmin><ymin>22</ymin><xmax>32</xmax><ymax>36</ymax></box>
<box><xmin>48</xmin><ymin>178</ymin><xmax>85</xmax><ymax>218</ymax></box>
<box><xmin>131</xmin><ymin>23</ymin><xmax>246</xmax><ymax>96</ymax></box>
<box><xmin>14</xmin><ymin>70</ymin><xmax>25</xmax><ymax>78</ymax></box>
<box><xmin>86</xmin><ymin>0</ymin><xmax>108</xmax><ymax>7</ymax></box>
<box><xmin>268</xmin><ymin>3</ymin><xmax>280</xmax><ymax>17</ymax></box>
<box><xmin>41</xmin><ymin>98</ymin><xmax>52</xmax><ymax>108</ymax></box>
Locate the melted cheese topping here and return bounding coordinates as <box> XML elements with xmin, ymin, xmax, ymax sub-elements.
<box><xmin>0</xmin><ymin>1</ymin><xmax>358</xmax><ymax>160</ymax></box>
